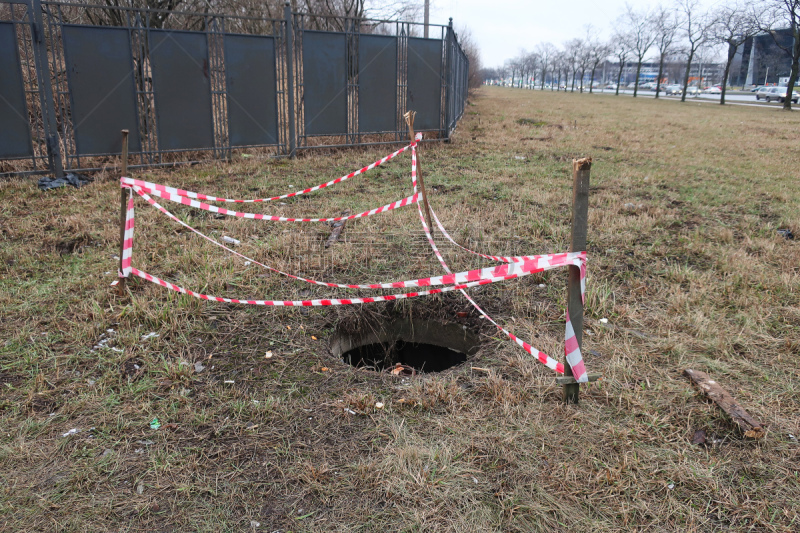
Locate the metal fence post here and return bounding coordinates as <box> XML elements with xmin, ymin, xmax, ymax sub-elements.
<box><xmin>444</xmin><ymin>18</ymin><xmax>453</xmax><ymax>140</ymax></box>
<box><xmin>28</xmin><ymin>0</ymin><xmax>64</xmax><ymax>176</ymax></box>
<box><xmin>564</xmin><ymin>157</ymin><xmax>591</xmax><ymax>404</ymax></box>
<box><xmin>284</xmin><ymin>1</ymin><xmax>296</xmax><ymax>158</ymax></box>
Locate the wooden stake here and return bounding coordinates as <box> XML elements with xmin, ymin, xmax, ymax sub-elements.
<box><xmin>684</xmin><ymin>369</ymin><xmax>765</xmax><ymax>439</ymax></box>
<box><xmin>117</xmin><ymin>129</ymin><xmax>129</xmax><ymax>295</ymax></box>
<box><xmin>564</xmin><ymin>157</ymin><xmax>591</xmax><ymax>404</ymax></box>
<box><xmin>403</xmin><ymin>111</ymin><xmax>434</xmax><ymax>233</ymax></box>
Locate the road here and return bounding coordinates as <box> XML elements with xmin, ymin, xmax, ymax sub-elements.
<box><xmin>525</xmin><ymin>86</ymin><xmax>791</xmax><ymax>108</ymax></box>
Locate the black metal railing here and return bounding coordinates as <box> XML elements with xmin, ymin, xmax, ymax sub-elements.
<box><xmin>0</xmin><ymin>0</ymin><xmax>468</xmax><ymax>178</ymax></box>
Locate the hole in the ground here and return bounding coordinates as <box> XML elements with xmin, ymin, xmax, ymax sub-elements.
<box><xmin>331</xmin><ymin>317</ymin><xmax>480</xmax><ymax>373</ymax></box>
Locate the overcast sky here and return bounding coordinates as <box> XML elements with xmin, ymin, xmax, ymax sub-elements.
<box><xmin>428</xmin><ymin>0</ymin><xmax>727</xmax><ymax>67</ymax></box>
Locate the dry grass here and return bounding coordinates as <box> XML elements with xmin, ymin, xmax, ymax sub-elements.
<box><xmin>1</xmin><ymin>86</ymin><xmax>800</xmax><ymax>531</ymax></box>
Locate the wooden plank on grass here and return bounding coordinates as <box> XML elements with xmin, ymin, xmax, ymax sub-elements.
<box><xmin>684</xmin><ymin>368</ymin><xmax>765</xmax><ymax>439</ymax></box>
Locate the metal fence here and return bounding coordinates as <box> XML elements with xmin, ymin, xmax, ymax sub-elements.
<box><xmin>0</xmin><ymin>0</ymin><xmax>468</xmax><ymax>177</ymax></box>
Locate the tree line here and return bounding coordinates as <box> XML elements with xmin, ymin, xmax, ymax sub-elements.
<box><xmin>483</xmin><ymin>0</ymin><xmax>800</xmax><ymax>110</ymax></box>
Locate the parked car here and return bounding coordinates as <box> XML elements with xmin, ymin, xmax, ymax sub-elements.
<box><xmin>665</xmin><ymin>84</ymin><xmax>682</xmax><ymax>95</ymax></box>
<box><xmin>703</xmin><ymin>86</ymin><xmax>722</xmax><ymax>94</ymax></box>
<box><xmin>756</xmin><ymin>86</ymin><xmax>799</xmax><ymax>103</ymax></box>
<box><xmin>627</xmin><ymin>82</ymin><xmax>638</xmax><ymax>88</ymax></box>
<box><xmin>605</xmin><ymin>83</ymin><xmax>618</xmax><ymax>90</ymax></box>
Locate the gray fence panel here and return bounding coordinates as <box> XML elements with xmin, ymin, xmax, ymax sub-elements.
<box><xmin>407</xmin><ymin>37</ymin><xmax>442</xmax><ymax>131</ymax></box>
<box><xmin>0</xmin><ymin>22</ymin><xmax>33</xmax><ymax>159</ymax></box>
<box><xmin>302</xmin><ymin>31</ymin><xmax>347</xmax><ymax>136</ymax></box>
<box><xmin>358</xmin><ymin>35</ymin><xmax>397</xmax><ymax>133</ymax></box>
<box><xmin>224</xmin><ymin>33</ymin><xmax>279</xmax><ymax>147</ymax></box>
<box><xmin>149</xmin><ymin>30</ymin><xmax>214</xmax><ymax>151</ymax></box>
<box><xmin>62</xmin><ymin>25</ymin><xmax>141</xmax><ymax>155</ymax></box>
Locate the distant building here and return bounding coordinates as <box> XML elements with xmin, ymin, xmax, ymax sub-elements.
<box><xmin>739</xmin><ymin>29</ymin><xmax>796</xmax><ymax>86</ymax></box>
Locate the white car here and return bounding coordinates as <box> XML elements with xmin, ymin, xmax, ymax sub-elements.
<box><xmin>755</xmin><ymin>86</ymin><xmax>799</xmax><ymax>103</ymax></box>
<box><xmin>684</xmin><ymin>86</ymin><xmax>700</xmax><ymax>96</ymax></box>
<box><xmin>703</xmin><ymin>86</ymin><xmax>722</xmax><ymax>94</ymax></box>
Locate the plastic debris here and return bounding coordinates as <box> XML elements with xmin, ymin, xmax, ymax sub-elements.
<box><xmin>194</xmin><ymin>362</ymin><xmax>205</xmax><ymax>373</ymax></box>
<box><xmin>62</xmin><ymin>428</ymin><xmax>79</xmax><ymax>437</ymax></box>
<box><xmin>538</xmin><ymin>283</ymin><xmax>546</xmax><ymax>288</ymax></box>
<box><xmin>141</xmin><ymin>332</ymin><xmax>159</xmax><ymax>340</ymax></box>
<box><xmin>375</xmin><ymin>402</ymin><xmax>385</xmax><ymax>409</ymax></box>
<box><xmin>149</xmin><ymin>418</ymin><xmax>161</xmax><ymax>430</ymax></box>
<box><xmin>778</xmin><ymin>229</ymin><xmax>794</xmax><ymax>240</ymax></box>
<box><xmin>599</xmin><ymin>318</ymin><xmax>609</xmax><ymax>324</ymax></box>
<box><xmin>136</xmin><ymin>483</ymin><xmax>144</xmax><ymax>495</ymax></box>
<box><xmin>265</xmin><ymin>351</ymin><xmax>273</xmax><ymax>359</ymax></box>
<box><xmin>224</xmin><ymin>380</ymin><xmax>235</xmax><ymax>384</ymax></box>
<box><xmin>222</xmin><ymin>236</ymin><xmax>240</xmax><ymax>245</ymax></box>
<box><xmin>38</xmin><ymin>172</ymin><xmax>93</xmax><ymax>191</ymax></box>
<box><xmin>344</xmin><ymin>408</ymin><xmax>356</xmax><ymax>415</ymax></box>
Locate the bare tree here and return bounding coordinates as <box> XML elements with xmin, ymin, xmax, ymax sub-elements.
<box><xmin>711</xmin><ymin>1</ymin><xmax>758</xmax><ymax>104</ymax></box>
<box><xmin>756</xmin><ymin>0</ymin><xmax>800</xmax><ymax>110</ymax></box>
<box><xmin>611</xmin><ymin>30</ymin><xmax>630</xmax><ymax>95</ymax></box>
<box><xmin>536</xmin><ymin>42</ymin><xmax>557</xmax><ymax>89</ymax></box>
<box><xmin>587</xmin><ymin>40</ymin><xmax>611</xmax><ymax>93</ymax></box>
<box><xmin>680</xmin><ymin>0</ymin><xmax>713</xmax><ymax>102</ymax></box>
<box><xmin>564</xmin><ymin>38</ymin><xmax>583</xmax><ymax>92</ymax></box>
<box><xmin>456</xmin><ymin>27</ymin><xmax>483</xmax><ymax>90</ymax></box>
<box><xmin>621</xmin><ymin>5</ymin><xmax>658</xmax><ymax>97</ymax></box>
<box><xmin>652</xmin><ymin>4</ymin><xmax>681</xmax><ymax>98</ymax></box>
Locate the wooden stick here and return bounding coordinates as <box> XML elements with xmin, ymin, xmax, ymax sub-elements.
<box><xmin>556</xmin><ymin>372</ymin><xmax>602</xmax><ymax>385</ymax></box>
<box><xmin>684</xmin><ymin>369</ymin><xmax>765</xmax><ymax>439</ymax></box>
<box><xmin>117</xmin><ymin>129</ymin><xmax>129</xmax><ymax>295</ymax></box>
<box><xmin>325</xmin><ymin>209</ymin><xmax>350</xmax><ymax>248</ymax></box>
<box><xmin>403</xmin><ymin>111</ymin><xmax>434</xmax><ymax>233</ymax></box>
<box><xmin>564</xmin><ymin>157</ymin><xmax>591</xmax><ymax>404</ymax></box>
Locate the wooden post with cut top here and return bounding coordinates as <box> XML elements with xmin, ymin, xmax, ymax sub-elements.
<box><xmin>403</xmin><ymin>111</ymin><xmax>434</xmax><ymax>233</ymax></box>
<box><xmin>564</xmin><ymin>157</ymin><xmax>591</xmax><ymax>404</ymax></box>
<box><xmin>117</xmin><ymin>129</ymin><xmax>129</xmax><ymax>295</ymax></box>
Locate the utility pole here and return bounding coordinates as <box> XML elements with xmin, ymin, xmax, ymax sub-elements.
<box><xmin>424</xmin><ymin>0</ymin><xmax>430</xmax><ymax>38</ymax></box>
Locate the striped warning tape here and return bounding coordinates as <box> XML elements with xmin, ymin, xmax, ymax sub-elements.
<box><xmin>431</xmin><ymin>208</ymin><xmax>586</xmax><ymax>304</ymax></box>
<box><xmin>126</xmin><ymin>182</ymin><xmax>419</xmax><ymax>223</ymax></box>
<box><xmin>410</xmin><ymin>145</ymin><xmax>588</xmax><ymax>381</ymax></box>
<box><xmin>119</xmin><ymin>141</ymin><xmax>416</xmax><ymax>204</ymax></box>
<box><xmin>124</xmin><ymin>183</ymin><xmax>585</xmax><ymax>291</ymax></box>
<box><xmin>117</xmin><ymin>135</ymin><xmax>588</xmax><ymax>381</ymax></box>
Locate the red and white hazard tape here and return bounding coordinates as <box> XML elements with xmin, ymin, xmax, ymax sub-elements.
<box><xmin>119</xmin><ymin>142</ymin><xmax>416</xmax><ymax>204</ymax></box>
<box><xmin>125</xmin><ymin>184</ymin><xmax>585</xmax><ymax>291</ymax></box>
<box><xmin>430</xmin><ymin>208</ymin><xmax>586</xmax><ymax>303</ymax></box>
<box><xmin>120</xmin><ymin>188</ymin><xmax>134</xmax><ymax>278</ymax></box>
<box><xmin>117</xmin><ymin>134</ymin><xmax>588</xmax><ymax>381</ymax></box>
<box><xmin>125</xmin><ymin>181</ymin><xmax>419</xmax><ymax>223</ymax></box>
<box><xmin>410</xmin><ymin>145</ymin><xmax>588</xmax><ymax>382</ymax></box>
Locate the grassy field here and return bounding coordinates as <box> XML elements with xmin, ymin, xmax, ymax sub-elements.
<box><xmin>2</xmin><ymin>86</ymin><xmax>800</xmax><ymax>531</ymax></box>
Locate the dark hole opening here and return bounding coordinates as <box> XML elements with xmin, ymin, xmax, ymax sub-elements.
<box><xmin>343</xmin><ymin>339</ymin><xmax>468</xmax><ymax>373</ymax></box>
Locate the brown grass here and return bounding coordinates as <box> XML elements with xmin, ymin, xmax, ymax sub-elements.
<box><xmin>1</xmin><ymin>86</ymin><xmax>800</xmax><ymax>531</ymax></box>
